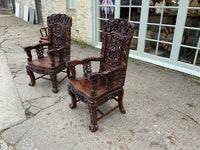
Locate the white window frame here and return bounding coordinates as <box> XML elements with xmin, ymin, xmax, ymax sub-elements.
<box><xmin>93</xmin><ymin>0</ymin><xmax>200</xmax><ymax>77</ymax></box>
<box><xmin>68</xmin><ymin>0</ymin><xmax>76</xmax><ymax>9</ymax></box>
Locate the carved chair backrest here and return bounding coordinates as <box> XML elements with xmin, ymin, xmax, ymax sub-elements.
<box><xmin>102</xmin><ymin>32</ymin><xmax>124</xmax><ymax>67</ymax></box>
<box><xmin>47</xmin><ymin>14</ymin><xmax>72</xmax><ymax>59</ymax></box>
<box><xmin>100</xmin><ymin>18</ymin><xmax>134</xmax><ymax>85</ymax></box>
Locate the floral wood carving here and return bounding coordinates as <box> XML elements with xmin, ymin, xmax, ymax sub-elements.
<box><xmin>101</xmin><ymin>18</ymin><xmax>134</xmax><ymax>85</ymax></box>
<box><xmin>47</xmin><ymin>14</ymin><xmax>72</xmax><ymax>58</ymax></box>
<box><xmin>104</xmin><ymin>33</ymin><xmax>123</xmax><ymax>66</ymax></box>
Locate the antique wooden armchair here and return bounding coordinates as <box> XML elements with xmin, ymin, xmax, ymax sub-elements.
<box><xmin>67</xmin><ymin>18</ymin><xmax>134</xmax><ymax>132</ymax></box>
<box><xmin>24</xmin><ymin>14</ymin><xmax>72</xmax><ymax>93</ymax></box>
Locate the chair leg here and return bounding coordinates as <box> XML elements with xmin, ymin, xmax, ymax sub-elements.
<box><xmin>26</xmin><ymin>66</ymin><xmax>35</xmax><ymax>86</ymax></box>
<box><xmin>118</xmin><ymin>89</ymin><xmax>126</xmax><ymax>114</ymax></box>
<box><xmin>68</xmin><ymin>88</ymin><xmax>77</xmax><ymax>109</ymax></box>
<box><xmin>67</xmin><ymin>67</ymin><xmax>70</xmax><ymax>78</ymax></box>
<box><xmin>50</xmin><ymin>73</ymin><xmax>58</xmax><ymax>93</ymax></box>
<box><xmin>88</xmin><ymin>103</ymin><xmax>98</xmax><ymax>132</ymax></box>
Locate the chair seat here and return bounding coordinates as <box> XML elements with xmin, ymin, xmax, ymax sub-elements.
<box><xmin>28</xmin><ymin>56</ymin><xmax>68</xmax><ymax>69</ymax></box>
<box><xmin>70</xmin><ymin>77</ymin><xmax>122</xmax><ymax>99</ymax></box>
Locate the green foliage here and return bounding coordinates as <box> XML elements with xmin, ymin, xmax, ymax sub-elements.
<box><xmin>71</xmin><ymin>38</ymin><xmax>87</xmax><ymax>49</ymax></box>
<box><xmin>80</xmin><ymin>44</ymin><xmax>85</xmax><ymax>49</ymax></box>
<box><xmin>190</xmin><ymin>75</ymin><xmax>200</xmax><ymax>80</ymax></box>
<box><xmin>135</xmin><ymin>62</ymin><xmax>141</xmax><ymax>66</ymax></box>
<box><xmin>195</xmin><ymin>81</ymin><xmax>200</xmax><ymax>86</ymax></box>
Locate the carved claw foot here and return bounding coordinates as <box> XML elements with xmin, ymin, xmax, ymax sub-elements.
<box><xmin>119</xmin><ymin>107</ymin><xmax>126</xmax><ymax>114</ymax></box>
<box><xmin>27</xmin><ymin>67</ymin><xmax>35</xmax><ymax>86</ymax></box>
<box><xmin>89</xmin><ymin>124</ymin><xmax>98</xmax><ymax>132</ymax></box>
<box><xmin>52</xmin><ymin>88</ymin><xmax>58</xmax><ymax>93</ymax></box>
<box><xmin>29</xmin><ymin>81</ymin><xmax>35</xmax><ymax>86</ymax></box>
<box><xmin>69</xmin><ymin>103</ymin><xmax>76</xmax><ymax>109</ymax></box>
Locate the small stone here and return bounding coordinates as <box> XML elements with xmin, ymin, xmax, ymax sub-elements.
<box><xmin>117</xmin><ymin>137</ymin><xmax>121</xmax><ymax>142</ymax></box>
<box><xmin>106</xmin><ymin>141</ymin><xmax>112</xmax><ymax>145</ymax></box>
<box><xmin>23</xmin><ymin>102</ymin><xmax>30</xmax><ymax>109</ymax></box>
<box><xmin>128</xmin><ymin>129</ymin><xmax>135</xmax><ymax>136</ymax></box>
<box><xmin>123</xmin><ymin>136</ymin><xmax>132</xmax><ymax>143</ymax></box>
<box><xmin>29</xmin><ymin>106</ymin><xmax>41</xmax><ymax>115</ymax></box>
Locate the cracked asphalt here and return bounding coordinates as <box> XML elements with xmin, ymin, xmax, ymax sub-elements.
<box><xmin>0</xmin><ymin>14</ymin><xmax>200</xmax><ymax>150</ymax></box>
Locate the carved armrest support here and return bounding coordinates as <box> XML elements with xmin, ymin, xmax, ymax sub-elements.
<box><xmin>102</xmin><ymin>70</ymin><xmax>116</xmax><ymax>89</ymax></box>
<box><xmin>48</xmin><ymin>45</ymin><xmax>69</xmax><ymax>67</ymax></box>
<box><xmin>24</xmin><ymin>42</ymin><xmax>50</xmax><ymax>62</ymax></box>
<box><xmin>88</xmin><ymin>73</ymin><xmax>100</xmax><ymax>96</ymax></box>
<box><xmin>87</xmin><ymin>66</ymin><xmax>125</xmax><ymax>96</ymax></box>
<box><xmin>67</xmin><ymin>57</ymin><xmax>102</xmax><ymax>80</ymax></box>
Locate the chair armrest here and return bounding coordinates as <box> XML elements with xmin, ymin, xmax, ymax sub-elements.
<box><xmin>48</xmin><ymin>45</ymin><xmax>69</xmax><ymax>56</ymax></box>
<box><xmin>67</xmin><ymin>57</ymin><xmax>102</xmax><ymax>80</ymax></box>
<box><xmin>88</xmin><ymin>66</ymin><xmax>124</xmax><ymax>96</ymax></box>
<box><xmin>67</xmin><ymin>57</ymin><xmax>102</xmax><ymax>67</ymax></box>
<box><xmin>23</xmin><ymin>42</ymin><xmax>50</xmax><ymax>62</ymax></box>
<box><xmin>57</xmin><ymin>44</ymin><xmax>70</xmax><ymax>53</ymax></box>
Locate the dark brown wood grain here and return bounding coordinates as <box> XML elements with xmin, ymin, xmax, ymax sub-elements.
<box><xmin>24</xmin><ymin>14</ymin><xmax>72</xmax><ymax>93</ymax></box>
<box><xmin>67</xmin><ymin>18</ymin><xmax>134</xmax><ymax>132</ymax></box>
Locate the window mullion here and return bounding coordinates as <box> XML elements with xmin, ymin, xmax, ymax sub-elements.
<box><xmin>114</xmin><ymin>0</ymin><xmax>120</xmax><ymax>18</ymax></box>
<box><xmin>136</xmin><ymin>0</ymin><xmax>150</xmax><ymax>54</ymax></box>
<box><xmin>170</xmin><ymin>0</ymin><xmax>190</xmax><ymax>63</ymax></box>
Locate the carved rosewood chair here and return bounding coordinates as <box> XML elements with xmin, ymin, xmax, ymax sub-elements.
<box><xmin>24</xmin><ymin>14</ymin><xmax>72</xmax><ymax>93</ymax></box>
<box><xmin>67</xmin><ymin>18</ymin><xmax>134</xmax><ymax>132</ymax></box>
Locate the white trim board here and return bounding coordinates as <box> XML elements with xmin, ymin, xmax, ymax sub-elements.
<box><xmin>23</xmin><ymin>6</ymin><xmax>29</xmax><ymax>21</ymax></box>
<box><xmin>129</xmin><ymin>53</ymin><xmax>200</xmax><ymax>77</ymax></box>
<box><xmin>15</xmin><ymin>2</ymin><xmax>20</xmax><ymax>18</ymax></box>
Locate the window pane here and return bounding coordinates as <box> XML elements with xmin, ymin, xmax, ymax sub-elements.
<box><xmin>99</xmin><ymin>32</ymin><xmax>103</xmax><ymax>42</ymax></box>
<box><xmin>131</xmin><ymin>0</ymin><xmax>142</xmax><ymax>6</ymax></box>
<box><xmin>155</xmin><ymin>0</ymin><xmax>165</xmax><ymax>7</ymax></box>
<box><xmin>160</xmin><ymin>26</ymin><xmax>174</xmax><ymax>43</ymax></box>
<box><xmin>185</xmin><ymin>9</ymin><xmax>200</xmax><ymax>28</ymax></box>
<box><xmin>146</xmin><ymin>25</ymin><xmax>159</xmax><ymax>40</ymax></box>
<box><xmin>148</xmin><ymin>8</ymin><xmax>161</xmax><ymax>24</ymax></box>
<box><xmin>189</xmin><ymin>0</ymin><xmax>200</xmax><ymax>7</ymax></box>
<box><xmin>107</xmin><ymin>7</ymin><xmax>115</xmax><ymax>19</ymax></box>
<box><xmin>69</xmin><ymin>0</ymin><xmax>76</xmax><ymax>9</ymax></box>
<box><xmin>196</xmin><ymin>52</ymin><xmax>200</xmax><ymax>66</ymax></box>
<box><xmin>99</xmin><ymin>19</ymin><xmax>105</xmax><ymax>30</ymax></box>
<box><xmin>121</xmin><ymin>0</ymin><xmax>130</xmax><ymax>5</ymax></box>
<box><xmin>130</xmin><ymin>8</ymin><xmax>141</xmax><ymax>21</ymax></box>
<box><xmin>145</xmin><ymin>40</ymin><xmax>156</xmax><ymax>55</ymax></box>
<box><xmin>178</xmin><ymin>47</ymin><xmax>196</xmax><ymax>64</ymax></box>
<box><xmin>133</xmin><ymin>23</ymin><xmax>140</xmax><ymax>37</ymax></box>
<box><xmin>100</xmin><ymin>0</ymin><xmax>115</xmax><ymax>5</ymax></box>
<box><xmin>130</xmin><ymin>38</ymin><xmax>138</xmax><ymax>50</ymax></box>
<box><xmin>181</xmin><ymin>29</ymin><xmax>200</xmax><ymax>47</ymax></box>
<box><xmin>99</xmin><ymin>7</ymin><xmax>106</xmax><ymax>18</ymax></box>
<box><xmin>158</xmin><ymin>43</ymin><xmax>171</xmax><ymax>58</ymax></box>
<box><xmin>162</xmin><ymin>9</ymin><xmax>178</xmax><ymax>25</ymax></box>
<box><xmin>120</xmin><ymin>7</ymin><xmax>129</xmax><ymax>19</ymax></box>
<box><xmin>166</xmin><ymin>0</ymin><xmax>180</xmax><ymax>6</ymax></box>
